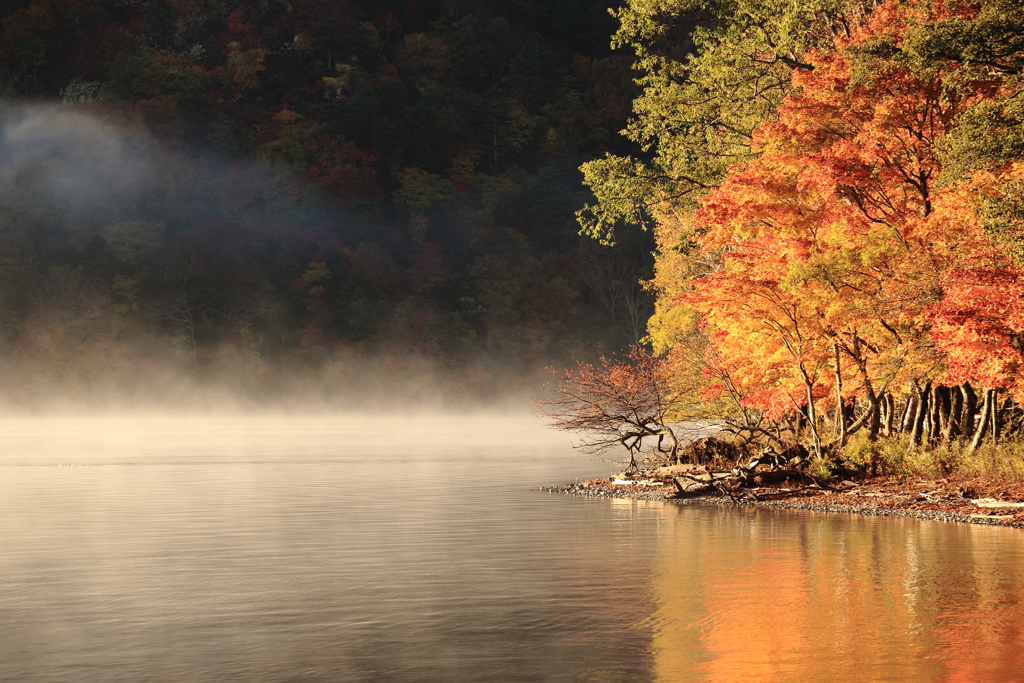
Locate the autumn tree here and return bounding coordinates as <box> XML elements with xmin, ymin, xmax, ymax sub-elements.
<box><xmin>533</xmin><ymin>347</ymin><xmax>694</xmax><ymax>470</ymax></box>
<box><xmin>577</xmin><ymin>0</ymin><xmax>855</xmax><ymax>244</ymax></box>
<box><xmin>583</xmin><ymin>0</ymin><xmax>1024</xmax><ymax>464</ymax></box>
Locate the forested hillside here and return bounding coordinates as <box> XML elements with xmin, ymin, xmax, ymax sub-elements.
<box><xmin>0</xmin><ymin>0</ymin><xmax>653</xmax><ymax>407</ymax></box>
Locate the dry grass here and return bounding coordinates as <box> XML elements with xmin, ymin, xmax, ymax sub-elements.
<box><xmin>842</xmin><ymin>431</ymin><xmax>1024</xmax><ymax>483</ymax></box>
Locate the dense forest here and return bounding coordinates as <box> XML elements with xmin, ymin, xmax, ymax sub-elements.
<box><xmin>0</xmin><ymin>0</ymin><xmax>657</xmax><ymax>407</ymax></box>
<box><xmin>567</xmin><ymin>0</ymin><xmax>1024</xmax><ymax>475</ymax></box>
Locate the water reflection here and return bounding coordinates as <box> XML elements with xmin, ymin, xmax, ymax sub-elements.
<box><xmin>0</xmin><ymin>415</ymin><xmax>653</xmax><ymax>683</ymax></box>
<box><xmin>646</xmin><ymin>504</ymin><xmax>1024</xmax><ymax>683</ymax></box>
<box><xmin>2</xmin><ymin>416</ymin><xmax>1024</xmax><ymax>682</ymax></box>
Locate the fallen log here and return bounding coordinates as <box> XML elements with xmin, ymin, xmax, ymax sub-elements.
<box><xmin>667</xmin><ymin>467</ymin><xmax>816</xmax><ymax>500</ymax></box>
<box><xmin>746</xmin><ymin>484</ymin><xmax>827</xmax><ymax>499</ymax></box>
<box><xmin>670</xmin><ymin>478</ymin><xmax>716</xmax><ymax>498</ymax></box>
<box><xmin>742</xmin><ymin>469</ymin><xmax>809</xmax><ymax>486</ymax></box>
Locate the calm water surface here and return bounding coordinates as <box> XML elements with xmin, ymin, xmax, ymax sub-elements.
<box><xmin>1</xmin><ymin>415</ymin><xmax>1023</xmax><ymax>682</ymax></box>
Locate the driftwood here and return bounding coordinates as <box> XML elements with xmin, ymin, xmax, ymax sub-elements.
<box><xmin>744</xmin><ymin>469</ymin><xmax>808</xmax><ymax>485</ymax></box>
<box><xmin>684</xmin><ymin>437</ymin><xmax>741</xmax><ymax>466</ymax></box>
<box><xmin>666</xmin><ymin>443</ymin><xmax>815</xmax><ymax>501</ymax></box>
<box><xmin>746</xmin><ymin>484</ymin><xmax>828</xmax><ymax>499</ymax></box>
<box><xmin>670</xmin><ymin>470</ymin><xmax>747</xmax><ymax>501</ymax></box>
<box><xmin>670</xmin><ymin>468</ymin><xmax>732</xmax><ymax>498</ymax></box>
<box><xmin>672</xmin><ymin>478</ymin><xmax>715</xmax><ymax>498</ymax></box>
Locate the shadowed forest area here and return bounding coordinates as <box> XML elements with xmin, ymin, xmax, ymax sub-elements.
<box><xmin>0</xmin><ymin>0</ymin><xmax>657</xmax><ymax>408</ymax></box>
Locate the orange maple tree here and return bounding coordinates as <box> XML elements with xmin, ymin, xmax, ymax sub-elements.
<box><xmin>533</xmin><ymin>347</ymin><xmax>691</xmax><ymax>469</ymax></box>
<box><xmin>675</xmin><ymin>0</ymin><xmax>1011</xmax><ymax>451</ymax></box>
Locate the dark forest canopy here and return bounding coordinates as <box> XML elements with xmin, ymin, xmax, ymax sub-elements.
<box><xmin>0</xmin><ymin>0</ymin><xmax>658</xmax><ymax>407</ymax></box>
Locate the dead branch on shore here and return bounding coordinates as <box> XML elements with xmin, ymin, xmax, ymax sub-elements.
<box><xmin>664</xmin><ymin>446</ymin><xmax>820</xmax><ymax>501</ymax></box>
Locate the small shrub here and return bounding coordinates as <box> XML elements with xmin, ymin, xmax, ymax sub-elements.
<box><xmin>807</xmin><ymin>456</ymin><xmax>837</xmax><ymax>483</ymax></box>
<box><xmin>842</xmin><ymin>431</ymin><xmax>881</xmax><ymax>474</ymax></box>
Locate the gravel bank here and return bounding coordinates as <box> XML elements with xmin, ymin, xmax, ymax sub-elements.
<box><xmin>542</xmin><ymin>479</ymin><xmax>1024</xmax><ymax>528</ymax></box>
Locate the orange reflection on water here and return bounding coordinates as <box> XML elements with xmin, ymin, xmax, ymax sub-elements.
<box><xmin>645</xmin><ymin>504</ymin><xmax>1024</xmax><ymax>683</ymax></box>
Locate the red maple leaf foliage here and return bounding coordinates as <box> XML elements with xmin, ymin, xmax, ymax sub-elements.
<box><xmin>930</xmin><ymin>267</ymin><xmax>1024</xmax><ymax>401</ymax></box>
<box><xmin>533</xmin><ymin>347</ymin><xmax>688</xmax><ymax>468</ymax></box>
<box><xmin>681</xmin><ymin>0</ymin><xmax>1008</xmax><ymax>424</ymax></box>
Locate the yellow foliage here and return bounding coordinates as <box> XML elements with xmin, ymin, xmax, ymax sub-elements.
<box><xmin>226</xmin><ymin>42</ymin><xmax>266</xmax><ymax>91</ymax></box>
<box><xmin>647</xmin><ymin>302</ymin><xmax>698</xmax><ymax>354</ymax></box>
<box><xmin>394</xmin><ymin>167</ymin><xmax>456</xmax><ymax>210</ymax></box>
<box><xmin>645</xmin><ymin>212</ymin><xmax>713</xmax><ymax>354</ymax></box>
<box><xmin>301</xmin><ymin>261</ymin><xmax>331</xmax><ymax>286</ymax></box>
<box><xmin>273</xmin><ymin>108</ymin><xmax>303</xmax><ymax>124</ymax></box>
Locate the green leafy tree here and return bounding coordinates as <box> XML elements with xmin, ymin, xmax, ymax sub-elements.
<box><xmin>578</xmin><ymin>0</ymin><xmax>854</xmax><ymax>243</ymax></box>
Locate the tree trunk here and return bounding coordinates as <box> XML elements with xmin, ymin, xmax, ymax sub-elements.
<box><xmin>933</xmin><ymin>385</ymin><xmax>950</xmax><ymax>441</ymax></box>
<box><xmin>910</xmin><ymin>383</ymin><xmax>930</xmax><ymax>445</ymax></box>
<box><xmin>991</xmin><ymin>390</ymin><xmax>1002</xmax><ymax>443</ymax></box>
<box><xmin>900</xmin><ymin>390</ymin><xmax>917</xmax><ymax>434</ymax></box>
<box><xmin>935</xmin><ymin>386</ymin><xmax>947</xmax><ymax>438</ymax></box>
<box><xmin>801</xmin><ymin>366</ymin><xmax>823</xmax><ymax>459</ymax></box>
<box><xmin>922</xmin><ymin>385</ymin><xmax>933</xmax><ymax>441</ymax></box>
<box><xmin>794</xmin><ymin>411</ymin><xmax>806</xmax><ymax>437</ymax></box>
<box><xmin>927</xmin><ymin>384</ymin><xmax>942</xmax><ymax>441</ymax></box>
<box><xmin>961</xmin><ymin>383</ymin><xmax>977</xmax><ymax>440</ymax></box>
<box><xmin>869</xmin><ymin>393</ymin><xmax>881</xmax><ymax>439</ymax></box>
<box><xmin>883</xmin><ymin>393</ymin><xmax>895</xmax><ymax>437</ymax></box>
<box><xmin>833</xmin><ymin>345</ymin><xmax>847</xmax><ymax>446</ymax></box>
<box><xmin>943</xmin><ymin>386</ymin><xmax>963</xmax><ymax>441</ymax></box>
<box><xmin>846</xmin><ymin>339</ymin><xmax>880</xmax><ymax>439</ymax></box>
<box><xmin>879</xmin><ymin>394</ymin><xmax>890</xmax><ymax>437</ymax></box>
<box><xmin>659</xmin><ymin>424</ymin><xmax>680</xmax><ymax>464</ymax></box>
<box><xmin>969</xmin><ymin>389</ymin><xmax>992</xmax><ymax>453</ymax></box>
<box><xmin>845</xmin><ymin>393</ymin><xmax>879</xmax><ymax>440</ymax></box>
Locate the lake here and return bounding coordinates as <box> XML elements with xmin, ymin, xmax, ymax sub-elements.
<box><xmin>0</xmin><ymin>415</ymin><xmax>1022</xmax><ymax>682</ymax></box>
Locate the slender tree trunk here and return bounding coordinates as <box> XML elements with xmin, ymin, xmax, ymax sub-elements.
<box><xmin>833</xmin><ymin>345</ymin><xmax>847</xmax><ymax>446</ymax></box>
<box><xmin>800</xmin><ymin>365</ymin><xmax>823</xmax><ymax>458</ymax></box>
<box><xmin>879</xmin><ymin>393</ymin><xmax>889</xmax><ymax>437</ymax></box>
<box><xmin>845</xmin><ymin>393</ymin><xmax>879</xmax><ymax>440</ymax></box>
<box><xmin>885</xmin><ymin>393</ymin><xmax>896</xmax><ymax>437</ymax></box>
<box><xmin>845</xmin><ymin>340</ymin><xmax>880</xmax><ymax>439</ymax></box>
<box><xmin>961</xmin><ymin>383</ymin><xmax>977</xmax><ymax>440</ymax></box>
<box><xmin>969</xmin><ymin>389</ymin><xmax>992</xmax><ymax>453</ymax></box>
<box><xmin>879</xmin><ymin>393</ymin><xmax>891</xmax><ymax>437</ymax></box>
<box><xmin>943</xmin><ymin>386</ymin><xmax>962</xmax><ymax>441</ymax></box>
<box><xmin>991</xmin><ymin>390</ymin><xmax>1001</xmax><ymax>444</ymax></box>
<box><xmin>927</xmin><ymin>385</ymin><xmax>941</xmax><ymax>441</ymax></box>
<box><xmin>869</xmin><ymin>393</ymin><xmax>881</xmax><ymax>439</ymax></box>
<box><xmin>936</xmin><ymin>386</ymin><xmax>949</xmax><ymax>439</ymax></box>
<box><xmin>931</xmin><ymin>385</ymin><xmax>948</xmax><ymax>441</ymax></box>
<box><xmin>658</xmin><ymin>424</ymin><xmax>680</xmax><ymax>464</ymax></box>
<box><xmin>911</xmin><ymin>383</ymin><xmax>930</xmax><ymax>445</ymax></box>
<box><xmin>922</xmin><ymin>385</ymin><xmax>932</xmax><ymax>441</ymax></box>
<box><xmin>901</xmin><ymin>390</ymin><xmax>917</xmax><ymax>434</ymax></box>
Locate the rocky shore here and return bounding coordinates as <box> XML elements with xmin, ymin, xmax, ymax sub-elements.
<box><xmin>543</xmin><ymin>474</ymin><xmax>1024</xmax><ymax>528</ymax></box>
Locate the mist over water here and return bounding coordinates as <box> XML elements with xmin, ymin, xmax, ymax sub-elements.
<box><xmin>0</xmin><ymin>106</ymin><xmax>151</xmax><ymax>206</ymax></box>
<box><xmin>0</xmin><ymin>101</ymin><xmax>1016</xmax><ymax>683</ymax></box>
<box><xmin>0</xmin><ymin>104</ymin><xmax>614</xmax><ymax>413</ymax></box>
<box><xmin>2</xmin><ymin>413</ymin><xmax>1024</xmax><ymax>682</ymax></box>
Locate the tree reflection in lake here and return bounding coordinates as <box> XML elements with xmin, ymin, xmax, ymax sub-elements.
<box><xmin>645</xmin><ymin>504</ymin><xmax>1024</xmax><ymax>682</ymax></box>
<box><xmin>1</xmin><ymin>416</ymin><xmax>1023</xmax><ymax>682</ymax></box>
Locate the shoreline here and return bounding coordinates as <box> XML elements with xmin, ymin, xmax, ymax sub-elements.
<box><xmin>543</xmin><ymin>477</ymin><xmax>1024</xmax><ymax>529</ymax></box>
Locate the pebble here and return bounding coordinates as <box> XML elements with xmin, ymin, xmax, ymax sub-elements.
<box><xmin>540</xmin><ymin>482</ymin><xmax>1024</xmax><ymax>528</ymax></box>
